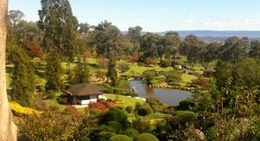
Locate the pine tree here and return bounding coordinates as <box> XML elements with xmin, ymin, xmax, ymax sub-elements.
<box><xmin>107</xmin><ymin>57</ymin><xmax>118</xmax><ymax>87</ymax></box>
<box><xmin>45</xmin><ymin>53</ymin><xmax>63</xmax><ymax>92</ymax></box>
<box><xmin>72</xmin><ymin>56</ymin><xmax>90</xmax><ymax>84</ymax></box>
<box><xmin>9</xmin><ymin>45</ymin><xmax>35</xmax><ymax>106</ymax></box>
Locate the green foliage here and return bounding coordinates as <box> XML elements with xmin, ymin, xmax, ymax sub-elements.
<box><xmin>146</xmin><ymin>97</ymin><xmax>166</xmax><ymax>112</ymax></box>
<box><xmin>100</xmin><ymin>107</ymin><xmax>131</xmax><ymax>133</ymax></box>
<box><xmin>117</xmin><ymin>61</ymin><xmax>130</xmax><ymax>73</ymax></box>
<box><xmin>38</xmin><ymin>0</ymin><xmax>78</xmax><ymax>60</ymax></box>
<box><xmin>126</xmin><ymin>106</ymin><xmax>134</xmax><ymax>113</ymax></box>
<box><xmin>180</xmin><ymin>34</ymin><xmax>206</xmax><ymax>63</ymax></box>
<box><xmin>45</xmin><ymin>53</ymin><xmax>63</xmax><ymax>92</ymax></box>
<box><xmin>249</xmin><ymin>40</ymin><xmax>260</xmax><ymax>59</ymax></box>
<box><xmin>109</xmin><ymin>134</ymin><xmax>132</xmax><ymax>141</ymax></box>
<box><xmin>177</xmin><ymin>99</ymin><xmax>195</xmax><ymax>110</ymax></box>
<box><xmin>89</xmin><ymin>109</ymin><xmax>103</xmax><ymax>118</ymax></box>
<box><xmin>135</xmin><ymin>133</ymin><xmax>159</xmax><ymax>141</ymax></box>
<box><xmin>175</xmin><ymin>111</ymin><xmax>197</xmax><ymax>126</ymax></box>
<box><xmin>219</xmin><ymin>36</ymin><xmax>249</xmax><ymax>63</ymax></box>
<box><xmin>107</xmin><ymin>58</ymin><xmax>119</xmax><ymax>87</ymax></box>
<box><xmin>136</xmin><ymin>105</ymin><xmax>153</xmax><ymax>116</ymax></box>
<box><xmin>70</xmin><ymin>56</ymin><xmax>90</xmax><ymax>84</ymax></box>
<box><xmin>18</xmin><ymin>106</ymin><xmax>95</xmax><ymax>141</ymax></box>
<box><xmin>9</xmin><ymin>45</ymin><xmax>35</xmax><ymax>106</ymax></box>
<box><xmin>143</xmin><ymin>69</ymin><xmax>157</xmax><ymax>85</ymax></box>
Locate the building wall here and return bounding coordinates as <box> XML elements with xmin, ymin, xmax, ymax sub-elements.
<box><xmin>80</xmin><ymin>95</ymin><xmax>98</xmax><ymax>105</ymax></box>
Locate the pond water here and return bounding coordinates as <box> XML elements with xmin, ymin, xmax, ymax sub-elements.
<box><xmin>129</xmin><ymin>80</ymin><xmax>192</xmax><ymax>106</ymax></box>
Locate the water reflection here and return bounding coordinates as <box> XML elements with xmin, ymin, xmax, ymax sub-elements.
<box><xmin>130</xmin><ymin>80</ymin><xmax>192</xmax><ymax>106</ymax></box>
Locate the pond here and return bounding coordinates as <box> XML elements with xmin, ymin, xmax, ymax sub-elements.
<box><xmin>129</xmin><ymin>80</ymin><xmax>192</xmax><ymax>106</ymax></box>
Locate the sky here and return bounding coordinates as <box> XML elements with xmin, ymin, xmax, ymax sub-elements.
<box><xmin>8</xmin><ymin>0</ymin><xmax>260</xmax><ymax>32</ymax></box>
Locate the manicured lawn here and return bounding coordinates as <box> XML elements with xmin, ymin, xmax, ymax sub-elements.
<box><xmin>87</xmin><ymin>57</ymin><xmax>98</xmax><ymax>64</ymax></box>
<box><xmin>43</xmin><ymin>99</ymin><xmax>67</xmax><ymax>110</ymax></box>
<box><xmin>181</xmin><ymin>73</ymin><xmax>197</xmax><ymax>83</ymax></box>
<box><xmin>126</xmin><ymin>63</ymin><xmax>173</xmax><ymax>75</ymax></box>
<box><xmin>104</xmin><ymin>94</ymin><xmax>145</xmax><ymax>108</ymax></box>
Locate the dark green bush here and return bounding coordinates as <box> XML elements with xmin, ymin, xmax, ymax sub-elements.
<box><xmin>137</xmin><ymin>105</ymin><xmax>153</xmax><ymax>116</ymax></box>
<box><xmin>177</xmin><ymin>99</ymin><xmax>195</xmax><ymax>110</ymax></box>
<box><xmin>135</xmin><ymin>133</ymin><xmax>159</xmax><ymax>141</ymax></box>
<box><xmin>175</xmin><ymin>111</ymin><xmax>197</xmax><ymax>126</ymax></box>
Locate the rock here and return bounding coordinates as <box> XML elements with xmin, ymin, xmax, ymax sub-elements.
<box><xmin>174</xmin><ymin>65</ymin><xmax>183</xmax><ymax>70</ymax></box>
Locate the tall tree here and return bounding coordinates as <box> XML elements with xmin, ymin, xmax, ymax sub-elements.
<box><xmin>72</xmin><ymin>56</ymin><xmax>90</xmax><ymax>84</ymax></box>
<box><xmin>180</xmin><ymin>34</ymin><xmax>205</xmax><ymax>63</ymax></box>
<box><xmin>38</xmin><ymin>0</ymin><xmax>78</xmax><ymax>60</ymax></box>
<box><xmin>157</xmin><ymin>31</ymin><xmax>180</xmax><ymax>62</ymax></box>
<box><xmin>9</xmin><ymin>45</ymin><xmax>35</xmax><ymax>106</ymax></box>
<box><xmin>139</xmin><ymin>32</ymin><xmax>160</xmax><ymax>63</ymax></box>
<box><xmin>127</xmin><ymin>26</ymin><xmax>143</xmax><ymax>50</ymax></box>
<box><xmin>219</xmin><ymin>36</ymin><xmax>249</xmax><ymax>63</ymax></box>
<box><xmin>0</xmin><ymin>0</ymin><xmax>17</xmax><ymax>140</ymax></box>
<box><xmin>249</xmin><ymin>40</ymin><xmax>260</xmax><ymax>59</ymax></box>
<box><xmin>92</xmin><ymin>21</ymin><xmax>123</xmax><ymax>87</ymax></box>
<box><xmin>45</xmin><ymin>53</ymin><xmax>63</xmax><ymax>92</ymax></box>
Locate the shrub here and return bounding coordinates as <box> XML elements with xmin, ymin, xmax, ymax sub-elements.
<box><xmin>191</xmin><ymin>77</ymin><xmax>211</xmax><ymax>88</ymax></box>
<box><xmin>117</xmin><ymin>62</ymin><xmax>130</xmax><ymax>73</ymax></box>
<box><xmin>57</xmin><ymin>94</ymin><xmax>69</xmax><ymax>104</ymax></box>
<box><xmin>89</xmin><ymin>109</ymin><xmax>103</xmax><ymax>118</ymax></box>
<box><xmin>100</xmin><ymin>107</ymin><xmax>131</xmax><ymax>133</ymax></box>
<box><xmin>137</xmin><ymin>105</ymin><xmax>153</xmax><ymax>116</ymax></box>
<box><xmin>125</xmin><ymin>128</ymin><xmax>138</xmax><ymax>139</ymax></box>
<box><xmin>126</xmin><ymin>106</ymin><xmax>134</xmax><ymax>113</ymax></box>
<box><xmin>177</xmin><ymin>99</ymin><xmax>195</xmax><ymax>110</ymax></box>
<box><xmin>144</xmin><ymin>57</ymin><xmax>156</xmax><ymax>65</ymax></box>
<box><xmin>88</xmin><ymin>102</ymin><xmax>108</xmax><ymax>112</ymax></box>
<box><xmin>159</xmin><ymin>60</ymin><xmax>171</xmax><ymax>68</ymax></box>
<box><xmin>109</xmin><ymin>134</ymin><xmax>132</xmax><ymax>141</ymax></box>
<box><xmin>165</xmin><ymin>71</ymin><xmax>182</xmax><ymax>85</ymax></box>
<box><xmin>175</xmin><ymin>111</ymin><xmax>197</xmax><ymax>126</ymax></box>
<box><xmin>45</xmin><ymin>90</ymin><xmax>56</xmax><ymax>99</ymax></box>
<box><xmin>163</xmin><ymin>106</ymin><xmax>176</xmax><ymax>115</ymax></box>
<box><xmin>143</xmin><ymin>69</ymin><xmax>157</xmax><ymax>85</ymax></box>
<box><xmin>135</xmin><ymin>133</ymin><xmax>159</xmax><ymax>141</ymax></box>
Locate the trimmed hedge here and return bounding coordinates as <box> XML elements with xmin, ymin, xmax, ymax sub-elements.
<box><xmin>109</xmin><ymin>134</ymin><xmax>132</xmax><ymax>141</ymax></box>
<box><xmin>135</xmin><ymin>133</ymin><xmax>159</xmax><ymax>141</ymax></box>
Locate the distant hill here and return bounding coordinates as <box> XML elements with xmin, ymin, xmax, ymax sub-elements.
<box><xmin>158</xmin><ymin>30</ymin><xmax>260</xmax><ymax>42</ymax></box>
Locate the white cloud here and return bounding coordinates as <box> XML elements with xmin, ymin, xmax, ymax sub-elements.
<box><xmin>179</xmin><ymin>15</ymin><xmax>260</xmax><ymax>30</ymax></box>
<box><xmin>159</xmin><ymin>8</ymin><xmax>168</xmax><ymax>12</ymax></box>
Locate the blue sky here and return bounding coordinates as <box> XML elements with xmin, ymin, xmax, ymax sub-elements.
<box><xmin>8</xmin><ymin>0</ymin><xmax>260</xmax><ymax>32</ymax></box>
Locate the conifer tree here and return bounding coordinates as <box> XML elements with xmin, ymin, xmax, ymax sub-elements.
<box><xmin>107</xmin><ymin>57</ymin><xmax>118</xmax><ymax>87</ymax></box>
<box><xmin>9</xmin><ymin>45</ymin><xmax>35</xmax><ymax>106</ymax></box>
<box><xmin>72</xmin><ymin>56</ymin><xmax>90</xmax><ymax>84</ymax></box>
<box><xmin>45</xmin><ymin>52</ymin><xmax>63</xmax><ymax>92</ymax></box>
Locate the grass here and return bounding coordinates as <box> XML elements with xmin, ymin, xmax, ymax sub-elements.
<box><xmin>104</xmin><ymin>94</ymin><xmax>145</xmax><ymax>108</ymax></box>
<box><xmin>125</xmin><ymin>63</ymin><xmax>173</xmax><ymax>75</ymax></box>
<box><xmin>181</xmin><ymin>73</ymin><xmax>197</xmax><ymax>83</ymax></box>
<box><xmin>43</xmin><ymin>99</ymin><xmax>67</xmax><ymax>110</ymax></box>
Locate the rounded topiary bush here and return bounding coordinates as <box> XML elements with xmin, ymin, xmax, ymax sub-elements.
<box><xmin>135</xmin><ymin>133</ymin><xmax>159</xmax><ymax>141</ymax></box>
<box><xmin>137</xmin><ymin>105</ymin><xmax>153</xmax><ymax>116</ymax></box>
<box><xmin>109</xmin><ymin>134</ymin><xmax>132</xmax><ymax>141</ymax></box>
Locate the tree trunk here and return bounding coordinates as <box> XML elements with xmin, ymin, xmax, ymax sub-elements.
<box><xmin>0</xmin><ymin>0</ymin><xmax>17</xmax><ymax>140</ymax></box>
